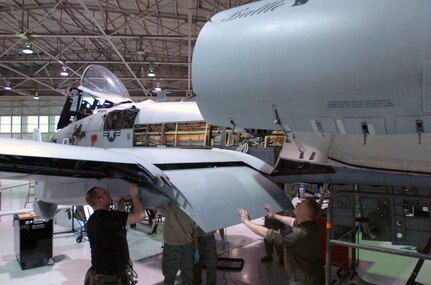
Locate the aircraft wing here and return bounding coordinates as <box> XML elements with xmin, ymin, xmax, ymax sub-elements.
<box><xmin>0</xmin><ymin>137</ymin><xmax>292</xmax><ymax>232</ymax></box>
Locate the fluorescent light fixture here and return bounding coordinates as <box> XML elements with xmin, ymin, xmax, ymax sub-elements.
<box><xmin>4</xmin><ymin>85</ymin><xmax>12</xmax><ymax>91</ymax></box>
<box><xmin>22</xmin><ymin>42</ymin><xmax>34</xmax><ymax>54</ymax></box>
<box><xmin>147</xmin><ymin>67</ymin><xmax>156</xmax><ymax>77</ymax></box>
<box><xmin>154</xmin><ymin>83</ymin><xmax>161</xmax><ymax>91</ymax></box>
<box><xmin>60</xmin><ymin>66</ymin><xmax>69</xmax><ymax>76</ymax></box>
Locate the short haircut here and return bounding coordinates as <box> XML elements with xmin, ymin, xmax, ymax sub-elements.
<box><xmin>86</xmin><ymin>186</ymin><xmax>100</xmax><ymax>207</ymax></box>
<box><xmin>304</xmin><ymin>197</ymin><xmax>321</xmax><ymax>218</ymax></box>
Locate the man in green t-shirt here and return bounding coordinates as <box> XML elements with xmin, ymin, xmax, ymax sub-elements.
<box><xmin>237</xmin><ymin>198</ymin><xmax>324</xmax><ymax>285</ymax></box>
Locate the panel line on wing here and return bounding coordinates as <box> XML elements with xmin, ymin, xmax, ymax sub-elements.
<box><xmin>154</xmin><ymin>161</ymin><xmax>247</xmax><ymax>170</ymax></box>
<box><xmin>0</xmin><ymin>154</ymin><xmax>155</xmax><ymax>184</ymax></box>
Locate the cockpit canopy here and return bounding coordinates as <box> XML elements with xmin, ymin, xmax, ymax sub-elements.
<box><xmin>79</xmin><ymin>65</ymin><xmax>132</xmax><ymax>104</ymax></box>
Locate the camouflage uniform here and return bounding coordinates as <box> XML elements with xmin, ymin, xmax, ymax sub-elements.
<box><xmin>193</xmin><ymin>228</ymin><xmax>217</xmax><ymax>285</ymax></box>
<box><xmin>159</xmin><ymin>202</ymin><xmax>195</xmax><ymax>285</ymax></box>
<box><xmin>162</xmin><ymin>243</ymin><xmax>194</xmax><ymax>285</ymax></box>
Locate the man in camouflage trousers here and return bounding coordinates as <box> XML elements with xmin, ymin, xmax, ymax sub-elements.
<box><xmin>158</xmin><ymin>202</ymin><xmax>196</xmax><ymax>285</ymax></box>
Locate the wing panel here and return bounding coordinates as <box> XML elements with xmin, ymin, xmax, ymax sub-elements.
<box><xmin>0</xmin><ymin>138</ymin><xmax>162</xmax><ymax>184</ymax></box>
<box><xmin>113</xmin><ymin>147</ymin><xmax>274</xmax><ymax>174</ymax></box>
<box><xmin>164</xmin><ymin>166</ymin><xmax>292</xmax><ymax>232</ymax></box>
<box><xmin>0</xmin><ymin>137</ymin><xmax>289</xmax><ymax>231</ymax></box>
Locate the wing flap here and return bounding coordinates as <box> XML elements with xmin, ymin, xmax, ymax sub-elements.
<box><xmin>164</xmin><ymin>166</ymin><xmax>292</xmax><ymax>232</ymax></box>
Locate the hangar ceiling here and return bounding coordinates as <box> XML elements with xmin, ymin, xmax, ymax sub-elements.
<box><xmin>0</xmin><ymin>0</ymin><xmax>255</xmax><ymax>100</ymax></box>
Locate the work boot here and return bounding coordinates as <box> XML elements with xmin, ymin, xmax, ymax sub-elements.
<box><xmin>261</xmin><ymin>255</ymin><xmax>273</xmax><ymax>262</ymax></box>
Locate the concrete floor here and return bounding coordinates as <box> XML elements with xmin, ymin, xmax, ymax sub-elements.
<box><xmin>1</xmin><ymin>180</ymin><xmax>430</xmax><ymax>285</ymax></box>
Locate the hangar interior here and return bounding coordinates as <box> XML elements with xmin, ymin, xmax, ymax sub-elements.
<box><xmin>0</xmin><ymin>1</ymin><xmax>431</xmax><ymax>285</ymax></box>
<box><xmin>1</xmin><ymin>181</ymin><xmax>431</xmax><ymax>285</ymax></box>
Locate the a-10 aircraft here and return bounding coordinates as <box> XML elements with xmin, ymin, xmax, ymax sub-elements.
<box><xmin>2</xmin><ymin>0</ymin><xmax>431</xmax><ymax>242</ymax></box>
<box><xmin>192</xmin><ymin>0</ymin><xmax>431</xmax><ymax>187</ymax></box>
<box><xmin>191</xmin><ymin>0</ymin><xmax>431</xmax><ymax>248</ymax></box>
<box><xmin>0</xmin><ymin>64</ymin><xmax>291</xmax><ymax>233</ymax></box>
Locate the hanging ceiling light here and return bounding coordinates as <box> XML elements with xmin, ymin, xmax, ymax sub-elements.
<box><xmin>147</xmin><ymin>67</ymin><xmax>156</xmax><ymax>77</ymax></box>
<box><xmin>136</xmin><ymin>48</ymin><xmax>146</xmax><ymax>56</ymax></box>
<box><xmin>33</xmin><ymin>91</ymin><xmax>39</xmax><ymax>100</ymax></box>
<box><xmin>4</xmin><ymin>81</ymin><xmax>12</xmax><ymax>90</ymax></box>
<box><xmin>60</xmin><ymin>66</ymin><xmax>69</xmax><ymax>76</ymax></box>
<box><xmin>22</xmin><ymin>42</ymin><xmax>34</xmax><ymax>54</ymax></box>
<box><xmin>154</xmin><ymin>83</ymin><xmax>161</xmax><ymax>92</ymax></box>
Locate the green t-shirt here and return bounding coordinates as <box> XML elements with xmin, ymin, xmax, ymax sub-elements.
<box><xmin>266</xmin><ymin>220</ymin><xmax>325</xmax><ymax>285</ymax></box>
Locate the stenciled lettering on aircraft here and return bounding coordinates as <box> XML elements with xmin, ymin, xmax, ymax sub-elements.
<box><xmin>220</xmin><ymin>0</ymin><xmax>311</xmax><ymax>23</ymax></box>
<box><xmin>220</xmin><ymin>0</ymin><xmax>286</xmax><ymax>22</ymax></box>
<box><xmin>103</xmin><ymin>130</ymin><xmax>121</xmax><ymax>142</ymax></box>
<box><xmin>327</xmin><ymin>99</ymin><xmax>395</xmax><ymax>109</ymax></box>
<box><xmin>292</xmin><ymin>0</ymin><xmax>309</xmax><ymax>6</ymax></box>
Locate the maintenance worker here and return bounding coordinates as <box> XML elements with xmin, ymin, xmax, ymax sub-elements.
<box><xmin>158</xmin><ymin>201</ymin><xmax>196</xmax><ymax>285</ymax></box>
<box><xmin>237</xmin><ymin>198</ymin><xmax>324</xmax><ymax>285</ymax></box>
<box><xmin>193</xmin><ymin>228</ymin><xmax>226</xmax><ymax>285</ymax></box>
<box><xmin>85</xmin><ymin>184</ymin><xmax>146</xmax><ymax>285</ymax></box>
<box><xmin>261</xmin><ymin>213</ymin><xmax>284</xmax><ymax>266</ymax></box>
<box><xmin>193</xmin><ymin>226</ymin><xmax>217</xmax><ymax>285</ymax></box>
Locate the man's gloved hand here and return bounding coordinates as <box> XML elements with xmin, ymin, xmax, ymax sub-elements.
<box><xmin>220</xmin><ymin>237</ymin><xmax>227</xmax><ymax>250</ymax></box>
<box><xmin>194</xmin><ymin>249</ymin><xmax>200</xmax><ymax>264</ymax></box>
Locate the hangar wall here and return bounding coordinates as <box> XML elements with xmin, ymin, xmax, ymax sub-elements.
<box><xmin>0</xmin><ymin>96</ymin><xmax>64</xmax><ymax>141</ymax></box>
<box><xmin>0</xmin><ymin>96</ymin><xmax>148</xmax><ymax>141</ymax></box>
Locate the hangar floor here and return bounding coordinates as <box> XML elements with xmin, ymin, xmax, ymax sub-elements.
<box><xmin>0</xmin><ymin>180</ymin><xmax>431</xmax><ymax>285</ymax></box>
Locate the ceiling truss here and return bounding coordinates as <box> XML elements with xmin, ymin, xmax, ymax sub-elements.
<box><xmin>0</xmin><ymin>0</ymin><xmax>256</xmax><ymax>100</ymax></box>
